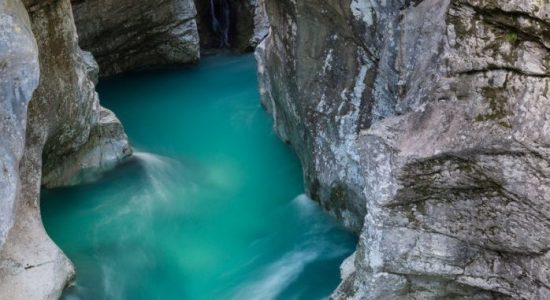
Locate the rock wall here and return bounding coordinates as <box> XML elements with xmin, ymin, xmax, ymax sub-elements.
<box><xmin>71</xmin><ymin>0</ymin><xmax>267</xmax><ymax>76</ymax></box>
<box><xmin>0</xmin><ymin>0</ymin><xmax>39</xmax><ymax>253</ymax></box>
<box><xmin>258</xmin><ymin>0</ymin><xmax>550</xmax><ymax>298</ymax></box>
<box><xmin>0</xmin><ymin>0</ymin><xmax>130</xmax><ymax>298</ymax></box>
<box><xmin>71</xmin><ymin>0</ymin><xmax>200</xmax><ymax>77</ymax></box>
<box><xmin>257</xmin><ymin>0</ymin><xmax>372</xmax><ymax>232</ymax></box>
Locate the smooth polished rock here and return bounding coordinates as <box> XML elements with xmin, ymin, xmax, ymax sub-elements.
<box><xmin>0</xmin><ymin>0</ymin><xmax>131</xmax><ymax>298</ymax></box>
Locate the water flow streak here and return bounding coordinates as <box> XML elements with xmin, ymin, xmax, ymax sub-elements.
<box><xmin>41</xmin><ymin>54</ymin><xmax>356</xmax><ymax>300</ymax></box>
<box><xmin>210</xmin><ymin>0</ymin><xmax>231</xmax><ymax>47</ymax></box>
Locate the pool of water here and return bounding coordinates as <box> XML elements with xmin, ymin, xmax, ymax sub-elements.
<box><xmin>41</xmin><ymin>54</ymin><xmax>356</xmax><ymax>300</ymax></box>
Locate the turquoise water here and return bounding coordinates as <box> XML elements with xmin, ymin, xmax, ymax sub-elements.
<box><xmin>41</xmin><ymin>54</ymin><xmax>356</xmax><ymax>300</ymax></box>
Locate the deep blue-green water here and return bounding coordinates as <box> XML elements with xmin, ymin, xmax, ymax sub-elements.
<box><xmin>41</xmin><ymin>54</ymin><xmax>356</xmax><ymax>300</ymax></box>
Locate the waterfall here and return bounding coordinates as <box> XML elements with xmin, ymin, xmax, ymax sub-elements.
<box><xmin>210</xmin><ymin>0</ymin><xmax>231</xmax><ymax>48</ymax></box>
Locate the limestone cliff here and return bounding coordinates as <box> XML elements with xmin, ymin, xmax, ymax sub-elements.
<box><xmin>258</xmin><ymin>0</ymin><xmax>550</xmax><ymax>298</ymax></box>
<box><xmin>0</xmin><ymin>0</ymin><xmax>130</xmax><ymax>298</ymax></box>
<box><xmin>257</xmin><ymin>0</ymin><xmax>371</xmax><ymax>232</ymax></box>
<box><xmin>0</xmin><ymin>0</ymin><xmax>39</xmax><ymax>254</ymax></box>
<box><xmin>71</xmin><ymin>0</ymin><xmax>200</xmax><ymax>77</ymax></box>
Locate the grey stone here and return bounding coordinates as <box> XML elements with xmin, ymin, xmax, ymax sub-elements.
<box><xmin>0</xmin><ymin>0</ymin><xmax>39</xmax><ymax>252</ymax></box>
<box><xmin>0</xmin><ymin>0</ymin><xmax>131</xmax><ymax>298</ymax></box>
<box><xmin>42</xmin><ymin>107</ymin><xmax>132</xmax><ymax>188</ymax></box>
<box><xmin>258</xmin><ymin>0</ymin><xmax>550</xmax><ymax>298</ymax></box>
<box><xmin>71</xmin><ymin>0</ymin><xmax>200</xmax><ymax>77</ymax></box>
<box><xmin>257</xmin><ymin>0</ymin><xmax>373</xmax><ymax>232</ymax></box>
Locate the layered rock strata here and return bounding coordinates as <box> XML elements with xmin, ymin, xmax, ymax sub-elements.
<box><xmin>258</xmin><ymin>0</ymin><xmax>550</xmax><ymax>298</ymax></box>
<box><xmin>0</xmin><ymin>0</ymin><xmax>130</xmax><ymax>298</ymax></box>
<box><xmin>71</xmin><ymin>0</ymin><xmax>200</xmax><ymax>77</ymax></box>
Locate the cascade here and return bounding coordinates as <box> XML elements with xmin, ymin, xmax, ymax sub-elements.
<box><xmin>210</xmin><ymin>0</ymin><xmax>231</xmax><ymax>48</ymax></box>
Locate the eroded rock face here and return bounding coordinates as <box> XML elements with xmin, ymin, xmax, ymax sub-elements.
<box><xmin>257</xmin><ymin>0</ymin><xmax>373</xmax><ymax>232</ymax></box>
<box><xmin>0</xmin><ymin>0</ymin><xmax>39</xmax><ymax>252</ymax></box>
<box><xmin>71</xmin><ymin>0</ymin><xmax>200</xmax><ymax>77</ymax></box>
<box><xmin>250</xmin><ymin>0</ymin><xmax>268</xmax><ymax>48</ymax></box>
<box><xmin>0</xmin><ymin>0</ymin><xmax>131</xmax><ymax>298</ymax></box>
<box><xmin>258</xmin><ymin>0</ymin><xmax>550</xmax><ymax>298</ymax></box>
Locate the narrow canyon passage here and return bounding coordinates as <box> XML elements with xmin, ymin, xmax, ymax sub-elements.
<box><xmin>40</xmin><ymin>54</ymin><xmax>356</xmax><ymax>299</ymax></box>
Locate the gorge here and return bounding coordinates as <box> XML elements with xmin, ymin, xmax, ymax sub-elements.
<box><xmin>41</xmin><ymin>54</ymin><xmax>356</xmax><ymax>299</ymax></box>
<box><xmin>1</xmin><ymin>0</ymin><xmax>549</xmax><ymax>299</ymax></box>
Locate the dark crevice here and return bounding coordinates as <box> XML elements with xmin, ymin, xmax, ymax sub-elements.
<box><xmin>455</xmin><ymin>67</ymin><xmax>550</xmax><ymax>78</ymax></box>
<box><xmin>194</xmin><ymin>0</ymin><xmax>256</xmax><ymax>51</ymax></box>
<box><xmin>24</xmin><ymin>261</ymin><xmax>54</xmax><ymax>270</ymax></box>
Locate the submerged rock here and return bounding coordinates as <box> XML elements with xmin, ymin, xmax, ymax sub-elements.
<box><xmin>0</xmin><ymin>0</ymin><xmax>131</xmax><ymax>298</ymax></box>
<box><xmin>71</xmin><ymin>0</ymin><xmax>200</xmax><ymax>77</ymax></box>
<box><xmin>258</xmin><ymin>0</ymin><xmax>550</xmax><ymax>298</ymax></box>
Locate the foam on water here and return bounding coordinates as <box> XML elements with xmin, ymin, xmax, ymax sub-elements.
<box><xmin>41</xmin><ymin>54</ymin><xmax>357</xmax><ymax>300</ymax></box>
<box><xmin>231</xmin><ymin>194</ymin><xmax>351</xmax><ymax>300</ymax></box>
<box><xmin>231</xmin><ymin>249</ymin><xmax>320</xmax><ymax>300</ymax></box>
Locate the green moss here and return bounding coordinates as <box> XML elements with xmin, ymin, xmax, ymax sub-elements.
<box><xmin>329</xmin><ymin>184</ymin><xmax>347</xmax><ymax>218</ymax></box>
<box><xmin>475</xmin><ymin>87</ymin><xmax>512</xmax><ymax>128</ymax></box>
<box><xmin>308</xmin><ymin>178</ymin><xmax>321</xmax><ymax>202</ymax></box>
<box><xmin>451</xmin><ymin>17</ymin><xmax>469</xmax><ymax>36</ymax></box>
<box><xmin>504</xmin><ymin>32</ymin><xmax>518</xmax><ymax>44</ymax></box>
<box><xmin>481</xmin><ymin>29</ymin><xmax>519</xmax><ymax>65</ymax></box>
